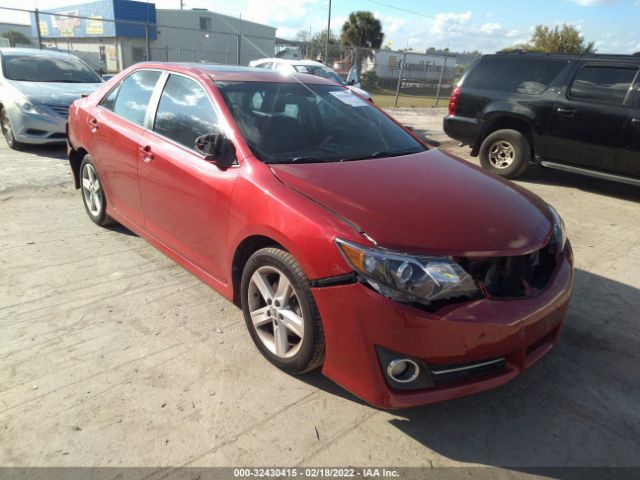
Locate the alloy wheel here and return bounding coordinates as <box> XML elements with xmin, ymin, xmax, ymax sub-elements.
<box><xmin>81</xmin><ymin>163</ymin><xmax>103</xmax><ymax>217</ymax></box>
<box><xmin>247</xmin><ymin>265</ymin><xmax>305</xmax><ymax>359</ymax></box>
<box><xmin>488</xmin><ymin>140</ymin><xmax>516</xmax><ymax>169</ymax></box>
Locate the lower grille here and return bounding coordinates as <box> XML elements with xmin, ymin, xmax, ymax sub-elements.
<box><xmin>430</xmin><ymin>357</ymin><xmax>506</xmax><ymax>386</ymax></box>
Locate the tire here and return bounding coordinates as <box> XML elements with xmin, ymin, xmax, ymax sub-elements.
<box><xmin>79</xmin><ymin>155</ymin><xmax>114</xmax><ymax>226</ymax></box>
<box><xmin>241</xmin><ymin>247</ymin><xmax>325</xmax><ymax>374</ymax></box>
<box><xmin>479</xmin><ymin>129</ymin><xmax>531</xmax><ymax>179</ymax></box>
<box><xmin>1</xmin><ymin>107</ymin><xmax>24</xmax><ymax>150</ymax></box>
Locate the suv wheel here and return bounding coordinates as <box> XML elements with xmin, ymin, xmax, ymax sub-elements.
<box><xmin>241</xmin><ymin>247</ymin><xmax>325</xmax><ymax>374</ymax></box>
<box><xmin>479</xmin><ymin>129</ymin><xmax>531</xmax><ymax>179</ymax></box>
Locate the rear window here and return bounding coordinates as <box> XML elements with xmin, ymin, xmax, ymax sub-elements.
<box><xmin>464</xmin><ymin>57</ymin><xmax>567</xmax><ymax>95</ymax></box>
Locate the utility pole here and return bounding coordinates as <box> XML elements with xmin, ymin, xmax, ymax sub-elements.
<box><xmin>34</xmin><ymin>9</ymin><xmax>43</xmax><ymax>49</ymax></box>
<box><xmin>393</xmin><ymin>51</ymin><xmax>406</xmax><ymax>108</ymax></box>
<box><xmin>324</xmin><ymin>0</ymin><xmax>331</xmax><ymax>64</ymax></box>
<box><xmin>180</xmin><ymin>0</ymin><xmax>184</xmax><ymax>10</ymax></box>
<box><xmin>434</xmin><ymin>55</ymin><xmax>448</xmax><ymax>108</ymax></box>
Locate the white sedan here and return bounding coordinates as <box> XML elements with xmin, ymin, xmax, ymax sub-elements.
<box><xmin>249</xmin><ymin>58</ymin><xmax>373</xmax><ymax>101</ymax></box>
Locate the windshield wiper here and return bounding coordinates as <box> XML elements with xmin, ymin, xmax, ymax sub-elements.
<box><xmin>275</xmin><ymin>156</ymin><xmax>322</xmax><ymax>164</ymax></box>
<box><xmin>339</xmin><ymin>149</ymin><xmax>421</xmax><ymax>162</ymax></box>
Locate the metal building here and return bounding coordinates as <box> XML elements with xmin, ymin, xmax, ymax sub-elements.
<box><xmin>29</xmin><ymin>0</ymin><xmax>276</xmax><ymax>73</ymax></box>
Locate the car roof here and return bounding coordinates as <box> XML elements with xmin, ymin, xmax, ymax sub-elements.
<box><xmin>0</xmin><ymin>47</ymin><xmax>79</xmax><ymax>59</ymax></box>
<box><xmin>489</xmin><ymin>51</ymin><xmax>640</xmax><ymax>62</ymax></box>
<box><xmin>130</xmin><ymin>62</ymin><xmax>339</xmax><ymax>85</ymax></box>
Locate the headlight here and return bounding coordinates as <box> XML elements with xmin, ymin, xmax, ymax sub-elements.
<box><xmin>336</xmin><ymin>239</ymin><xmax>479</xmax><ymax>306</ymax></box>
<box><xmin>548</xmin><ymin>205</ymin><xmax>567</xmax><ymax>253</ymax></box>
<box><xmin>15</xmin><ymin>97</ymin><xmax>50</xmax><ymax>116</ymax></box>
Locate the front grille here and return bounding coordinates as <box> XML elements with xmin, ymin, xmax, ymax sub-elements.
<box><xmin>457</xmin><ymin>241</ymin><xmax>558</xmax><ymax>298</ymax></box>
<box><xmin>46</xmin><ymin>104</ymin><xmax>70</xmax><ymax>118</ymax></box>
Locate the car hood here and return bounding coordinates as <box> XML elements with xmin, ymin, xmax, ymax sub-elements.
<box><xmin>9</xmin><ymin>80</ymin><xmax>101</xmax><ymax>106</ymax></box>
<box><xmin>269</xmin><ymin>149</ymin><xmax>553</xmax><ymax>256</ymax></box>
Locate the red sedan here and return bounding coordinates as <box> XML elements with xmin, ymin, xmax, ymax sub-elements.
<box><xmin>67</xmin><ymin>63</ymin><xmax>573</xmax><ymax>408</ymax></box>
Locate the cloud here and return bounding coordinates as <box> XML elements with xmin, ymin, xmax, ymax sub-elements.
<box><xmin>432</xmin><ymin>11</ymin><xmax>473</xmax><ymax>35</ymax></box>
<box><xmin>479</xmin><ymin>22</ymin><xmax>502</xmax><ymax>35</ymax></box>
<box><xmin>244</xmin><ymin>0</ymin><xmax>320</xmax><ymax>25</ymax></box>
<box><xmin>566</xmin><ymin>0</ymin><xmax>620</xmax><ymax>5</ymax></box>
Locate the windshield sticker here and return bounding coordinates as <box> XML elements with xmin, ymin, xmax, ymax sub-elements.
<box><xmin>329</xmin><ymin>90</ymin><xmax>368</xmax><ymax>107</ymax></box>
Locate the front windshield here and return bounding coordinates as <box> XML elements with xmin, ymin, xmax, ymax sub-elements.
<box><xmin>293</xmin><ymin>65</ymin><xmax>345</xmax><ymax>84</ymax></box>
<box><xmin>217</xmin><ymin>82</ymin><xmax>425</xmax><ymax>164</ymax></box>
<box><xmin>2</xmin><ymin>54</ymin><xmax>102</xmax><ymax>83</ymax></box>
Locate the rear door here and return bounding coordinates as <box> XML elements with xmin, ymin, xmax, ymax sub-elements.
<box><xmin>617</xmin><ymin>71</ymin><xmax>640</xmax><ymax>178</ymax></box>
<box><xmin>545</xmin><ymin>62</ymin><xmax>638</xmax><ymax>174</ymax></box>
<box><xmin>91</xmin><ymin>69</ymin><xmax>162</xmax><ymax>226</ymax></box>
<box><xmin>137</xmin><ymin>73</ymin><xmax>239</xmax><ymax>282</ymax></box>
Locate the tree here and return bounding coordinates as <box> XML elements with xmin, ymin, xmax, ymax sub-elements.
<box><xmin>295</xmin><ymin>29</ymin><xmax>339</xmax><ymax>61</ymax></box>
<box><xmin>2</xmin><ymin>31</ymin><xmax>31</xmax><ymax>47</ymax></box>
<box><xmin>340</xmin><ymin>11</ymin><xmax>384</xmax><ymax>49</ymax></box>
<box><xmin>503</xmin><ymin>24</ymin><xmax>595</xmax><ymax>54</ymax></box>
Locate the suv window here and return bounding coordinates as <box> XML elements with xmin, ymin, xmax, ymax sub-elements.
<box><xmin>465</xmin><ymin>58</ymin><xmax>567</xmax><ymax>95</ymax></box>
<box><xmin>153</xmin><ymin>74</ymin><xmax>217</xmax><ymax>150</ymax></box>
<box><xmin>569</xmin><ymin>65</ymin><xmax>637</xmax><ymax>105</ymax></box>
<box><xmin>104</xmin><ymin>70</ymin><xmax>161</xmax><ymax>126</ymax></box>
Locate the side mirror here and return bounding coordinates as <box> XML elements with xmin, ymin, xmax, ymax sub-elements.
<box><xmin>195</xmin><ymin>129</ymin><xmax>236</xmax><ymax>169</ymax></box>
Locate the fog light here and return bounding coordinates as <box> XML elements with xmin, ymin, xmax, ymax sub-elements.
<box><xmin>386</xmin><ymin>358</ymin><xmax>420</xmax><ymax>383</ymax></box>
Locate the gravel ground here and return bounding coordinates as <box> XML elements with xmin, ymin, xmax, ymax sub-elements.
<box><xmin>1</xmin><ymin>108</ymin><xmax>639</xmax><ymax>477</ymax></box>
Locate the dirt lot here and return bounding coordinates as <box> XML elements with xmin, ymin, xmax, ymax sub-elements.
<box><xmin>1</xmin><ymin>108</ymin><xmax>639</xmax><ymax>476</ymax></box>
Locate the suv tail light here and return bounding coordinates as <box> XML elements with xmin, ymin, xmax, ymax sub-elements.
<box><xmin>448</xmin><ymin>87</ymin><xmax>461</xmax><ymax>116</ymax></box>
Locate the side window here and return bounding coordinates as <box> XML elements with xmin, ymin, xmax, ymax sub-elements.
<box><xmin>569</xmin><ymin>66</ymin><xmax>637</xmax><ymax>106</ymax></box>
<box><xmin>111</xmin><ymin>70</ymin><xmax>161</xmax><ymax>126</ymax></box>
<box><xmin>153</xmin><ymin>74</ymin><xmax>217</xmax><ymax>150</ymax></box>
<box><xmin>100</xmin><ymin>83</ymin><xmax>121</xmax><ymax>111</ymax></box>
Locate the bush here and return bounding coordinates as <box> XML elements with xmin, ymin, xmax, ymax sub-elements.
<box><xmin>360</xmin><ymin>70</ymin><xmax>379</xmax><ymax>90</ymax></box>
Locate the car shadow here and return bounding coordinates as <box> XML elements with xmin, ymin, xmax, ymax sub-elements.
<box><xmin>105</xmin><ymin>222</ymin><xmax>138</xmax><ymax>237</ymax></box>
<box><xmin>295</xmin><ymin>269</ymin><xmax>640</xmax><ymax>472</ymax></box>
<box><xmin>517</xmin><ymin>163</ymin><xmax>640</xmax><ymax>203</ymax></box>
<box><xmin>18</xmin><ymin>143</ymin><xmax>67</xmax><ymax>160</ymax></box>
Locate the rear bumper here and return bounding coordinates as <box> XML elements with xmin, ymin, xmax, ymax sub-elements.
<box><xmin>312</xmin><ymin>246</ymin><xmax>574</xmax><ymax>409</ymax></box>
<box><xmin>443</xmin><ymin>115</ymin><xmax>480</xmax><ymax>147</ymax></box>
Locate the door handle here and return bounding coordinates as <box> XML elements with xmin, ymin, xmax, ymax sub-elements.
<box><xmin>556</xmin><ymin>107</ymin><xmax>576</xmax><ymax>117</ymax></box>
<box><xmin>88</xmin><ymin>118</ymin><xmax>99</xmax><ymax>131</ymax></box>
<box><xmin>139</xmin><ymin>145</ymin><xmax>154</xmax><ymax>163</ymax></box>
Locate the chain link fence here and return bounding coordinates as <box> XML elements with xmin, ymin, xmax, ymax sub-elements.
<box><xmin>0</xmin><ymin>6</ymin><xmax>275</xmax><ymax>74</ymax></box>
<box><xmin>0</xmin><ymin>6</ymin><xmax>480</xmax><ymax>108</ymax></box>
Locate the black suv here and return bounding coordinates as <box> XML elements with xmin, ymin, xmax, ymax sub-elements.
<box><xmin>444</xmin><ymin>52</ymin><xmax>640</xmax><ymax>186</ymax></box>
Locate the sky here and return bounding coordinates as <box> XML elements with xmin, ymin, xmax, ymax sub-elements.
<box><xmin>1</xmin><ymin>0</ymin><xmax>639</xmax><ymax>54</ymax></box>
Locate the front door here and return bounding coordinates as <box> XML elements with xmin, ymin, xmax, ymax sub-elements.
<box><xmin>545</xmin><ymin>63</ymin><xmax>638</xmax><ymax>175</ymax></box>
<box><xmin>90</xmin><ymin>69</ymin><xmax>162</xmax><ymax>226</ymax></box>
<box><xmin>137</xmin><ymin>73</ymin><xmax>238</xmax><ymax>282</ymax></box>
<box><xmin>617</xmin><ymin>77</ymin><xmax>640</xmax><ymax>178</ymax></box>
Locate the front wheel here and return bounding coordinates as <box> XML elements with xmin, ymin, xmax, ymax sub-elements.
<box><xmin>1</xmin><ymin>107</ymin><xmax>23</xmax><ymax>150</ymax></box>
<box><xmin>241</xmin><ymin>247</ymin><xmax>324</xmax><ymax>374</ymax></box>
<box><xmin>479</xmin><ymin>129</ymin><xmax>531</xmax><ymax>179</ymax></box>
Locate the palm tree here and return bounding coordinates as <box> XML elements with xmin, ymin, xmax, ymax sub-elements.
<box><xmin>340</xmin><ymin>11</ymin><xmax>384</xmax><ymax>49</ymax></box>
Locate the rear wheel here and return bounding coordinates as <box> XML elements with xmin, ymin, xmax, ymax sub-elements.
<box><xmin>479</xmin><ymin>129</ymin><xmax>531</xmax><ymax>179</ymax></box>
<box><xmin>80</xmin><ymin>155</ymin><xmax>114</xmax><ymax>226</ymax></box>
<box><xmin>241</xmin><ymin>247</ymin><xmax>324</xmax><ymax>374</ymax></box>
<box><xmin>1</xmin><ymin>107</ymin><xmax>23</xmax><ymax>150</ymax></box>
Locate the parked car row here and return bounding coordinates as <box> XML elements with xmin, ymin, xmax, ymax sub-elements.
<box><xmin>444</xmin><ymin>52</ymin><xmax>640</xmax><ymax>187</ymax></box>
<box><xmin>66</xmin><ymin>62</ymin><xmax>573</xmax><ymax>408</ymax></box>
